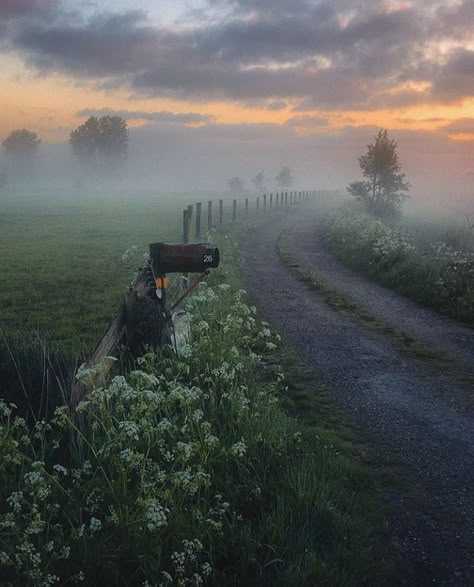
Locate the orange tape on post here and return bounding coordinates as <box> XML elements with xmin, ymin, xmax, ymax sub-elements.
<box><xmin>155</xmin><ymin>277</ymin><xmax>169</xmax><ymax>289</ymax></box>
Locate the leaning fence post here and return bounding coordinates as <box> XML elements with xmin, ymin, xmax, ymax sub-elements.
<box><xmin>183</xmin><ymin>209</ymin><xmax>191</xmax><ymax>243</ymax></box>
<box><xmin>195</xmin><ymin>202</ymin><xmax>202</xmax><ymax>239</ymax></box>
<box><xmin>233</xmin><ymin>199</ymin><xmax>237</xmax><ymax>221</ymax></box>
<box><xmin>219</xmin><ymin>199</ymin><xmax>223</xmax><ymax>225</ymax></box>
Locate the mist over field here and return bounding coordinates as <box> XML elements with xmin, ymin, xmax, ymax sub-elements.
<box><xmin>0</xmin><ymin>122</ymin><xmax>472</xmax><ymax>218</ymax></box>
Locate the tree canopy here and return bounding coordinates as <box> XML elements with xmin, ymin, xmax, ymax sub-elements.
<box><xmin>2</xmin><ymin>129</ymin><xmax>41</xmax><ymax>157</ymax></box>
<box><xmin>348</xmin><ymin>129</ymin><xmax>410</xmax><ymax>216</ymax></box>
<box><xmin>69</xmin><ymin>116</ymin><xmax>129</xmax><ymax>170</ymax></box>
<box><xmin>276</xmin><ymin>165</ymin><xmax>294</xmax><ymax>189</ymax></box>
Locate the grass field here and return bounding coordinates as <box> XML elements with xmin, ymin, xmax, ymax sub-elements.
<box><xmin>0</xmin><ymin>188</ymin><xmax>219</xmax><ymax>356</ymax></box>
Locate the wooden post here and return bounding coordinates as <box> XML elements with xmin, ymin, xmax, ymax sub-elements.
<box><xmin>299</xmin><ymin>191</ymin><xmax>302</xmax><ymax>201</ymax></box>
<box><xmin>269</xmin><ymin>193</ymin><xmax>273</xmax><ymax>208</ymax></box>
<box><xmin>256</xmin><ymin>196</ymin><xmax>260</xmax><ymax>212</ymax></box>
<box><xmin>232</xmin><ymin>199</ymin><xmax>237</xmax><ymax>221</ymax></box>
<box><xmin>183</xmin><ymin>209</ymin><xmax>190</xmax><ymax>243</ymax></box>
<box><xmin>195</xmin><ymin>202</ymin><xmax>202</xmax><ymax>239</ymax></box>
<box><xmin>245</xmin><ymin>198</ymin><xmax>249</xmax><ymax>216</ymax></box>
<box><xmin>208</xmin><ymin>201</ymin><xmax>212</xmax><ymax>230</ymax></box>
<box><xmin>263</xmin><ymin>193</ymin><xmax>267</xmax><ymax>211</ymax></box>
<box><xmin>290</xmin><ymin>192</ymin><xmax>293</xmax><ymax>205</ymax></box>
<box><xmin>219</xmin><ymin>199</ymin><xmax>223</xmax><ymax>225</ymax></box>
<box><xmin>285</xmin><ymin>192</ymin><xmax>288</xmax><ymax>206</ymax></box>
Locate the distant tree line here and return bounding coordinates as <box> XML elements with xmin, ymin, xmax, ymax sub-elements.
<box><xmin>1</xmin><ymin>115</ymin><xmax>130</xmax><ymax>185</ymax></box>
<box><xmin>228</xmin><ymin>165</ymin><xmax>295</xmax><ymax>196</ymax></box>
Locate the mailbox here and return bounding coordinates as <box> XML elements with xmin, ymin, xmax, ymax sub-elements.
<box><xmin>149</xmin><ymin>242</ymin><xmax>220</xmax><ymax>274</ymax></box>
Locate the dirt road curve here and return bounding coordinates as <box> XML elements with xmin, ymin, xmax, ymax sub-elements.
<box><xmin>241</xmin><ymin>205</ymin><xmax>474</xmax><ymax>586</ymax></box>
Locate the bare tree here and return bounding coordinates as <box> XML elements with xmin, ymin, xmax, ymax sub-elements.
<box><xmin>276</xmin><ymin>165</ymin><xmax>294</xmax><ymax>189</ymax></box>
<box><xmin>252</xmin><ymin>170</ymin><xmax>265</xmax><ymax>194</ymax></box>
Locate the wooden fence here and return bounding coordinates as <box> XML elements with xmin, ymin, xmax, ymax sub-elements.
<box><xmin>181</xmin><ymin>189</ymin><xmax>336</xmax><ymax>242</ymax></box>
<box><xmin>71</xmin><ymin>187</ymin><xmax>336</xmax><ymax>401</ymax></box>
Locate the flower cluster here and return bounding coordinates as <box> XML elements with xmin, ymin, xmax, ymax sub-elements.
<box><xmin>0</xmin><ymin>240</ymin><xmax>287</xmax><ymax>586</ymax></box>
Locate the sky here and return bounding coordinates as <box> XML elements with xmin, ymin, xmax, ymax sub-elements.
<box><xmin>0</xmin><ymin>0</ymin><xmax>473</xmax><ymax>200</ymax></box>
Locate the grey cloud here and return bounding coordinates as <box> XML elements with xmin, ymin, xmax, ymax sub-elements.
<box><xmin>0</xmin><ymin>0</ymin><xmax>57</xmax><ymax>20</ymax></box>
<box><xmin>286</xmin><ymin>115</ymin><xmax>330</xmax><ymax>128</ymax></box>
<box><xmin>2</xmin><ymin>1</ymin><xmax>474</xmax><ymax>107</ymax></box>
<box><xmin>77</xmin><ymin>108</ymin><xmax>214</xmax><ymax>124</ymax></box>
<box><xmin>442</xmin><ymin>118</ymin><xmax>474</xmax><ymax>134</ymax></box>
<box><xmin>431</xmin><ymin>50</ymin><xmax>474</xmax><ymax>101</ymax></box>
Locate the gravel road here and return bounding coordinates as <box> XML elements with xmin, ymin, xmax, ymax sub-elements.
<box><xmin>241</xmin><ymin>205</ymin><xmax>474</xmax><ymax>585</ymax></box>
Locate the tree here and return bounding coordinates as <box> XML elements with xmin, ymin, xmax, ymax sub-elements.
<box><xmin>276</xmin><ymin>165</ymin><xmax>294</xmax><ymax>189</ymax></box>
<box><xmin>2</xmin><ymin>129</ymin><xmax>41</xmax><ymax>158</ymax></box>
<box><xmin>69</xmin><ymin>116</ymin><xmax>129</xmax><ymax>171</ymax></box>
<box><xmin>252</xmin><ymin>170</ymin><xmax>265</xmax><ymax>194</ymax></box>
<box><xmin>348</xmin><ymin>129</ymin><xmax>410</xmax><ymax>216</ymax></box>
<box><xmin>228</xmin><ymin>176</ymin><xmax>244</xmax><ymax>196</ymax></box>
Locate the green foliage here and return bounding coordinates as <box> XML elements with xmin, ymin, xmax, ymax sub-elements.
<box><xmin>2</xmin><ymin>129</ymin><xmax>41</xmax><ymax>158</ymax></box>
<box><xmin>69</xmin><ymin>116</ymin><xmax>129</xmax><ymax>171</ymax></box>
<box><xmin>323</xmin><ymin>206</ymin><xmax>474</xmax><ymax>323</ymax></box>
<box><xmin>348</xmin><ymin>129</ymin><xmax>410</xmax><ymax>217</ymax></box>
<box><xmin>0</xmin><ymin>235</ymin><xmax>383</xmax><ymax>586</ymax></box>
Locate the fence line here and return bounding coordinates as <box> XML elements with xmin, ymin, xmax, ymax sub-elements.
<box><xmin>72</xmin><ymin>187</ymin><xmax>338</xmax><ymax>401</ymax></box>
<box><xmin>181</xmin><ymin>188</ymin><xmax>339</xmax><ymax>242</ymax></box>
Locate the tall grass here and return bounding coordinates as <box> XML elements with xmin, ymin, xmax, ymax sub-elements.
<box><xmin>323</xmin><ymin>205</ymin><xmax>474</xmax><ymax>324</ymax></box>
<box><xmin>0</xmin><ymin>234</ymin><xmax>384</xmax><ymax>586</ymax></box>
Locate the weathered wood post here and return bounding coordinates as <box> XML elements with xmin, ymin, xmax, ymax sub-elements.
<box><xmin>232</xmin><ymin>199</ymin><xmax>237</xmax><ymax>222</ymax></box>
<box><xmin>195</xmin><ymin>202</ymin><xmax>202</xmax><ymax>239</ymax></box>
<box><xmin>256</xmin><ymin>196</ymin><xmax>260</xmax><ymax>212</ymax></box>
<box><xmin>208</xmin><ymin>201</ymin><xmax>213</xmax><ymax>230</ymax></box>
<box><xmin>219</xmin><ymin>199</ymin><xmax>223</xmax><ymax>225</ymax></box>
<box><xmin>245</xmin><ymin>198</ymin><xmax>249</xmax><ymax>216</ymax></box>
<box><xmin>299</xmin><ymin>191</ymin><xmax>302</xmax><ymax>201</ymax></box>
<box><xmin>183</xmin><ymin>209</ymin><xmax>191</xmax><ymax>243</ymax></box>
<box><xmin>285</xmin><ymin>192</ymin><xmax>288</xmax><ymax>206</ymax></box>
<box><xmin>269</xmin><ymin>193</ymin><xmax>273</xmax><ymax>208</ymax></box>
<box><xmin>290</xmin><ymin>192</ymin><xmax>293</xmax><ymax>205</ymax></box>
<box><xmin>263</xmin><ymin>193</ymin><xmax>267</xmax><ymax>211</ymax></box>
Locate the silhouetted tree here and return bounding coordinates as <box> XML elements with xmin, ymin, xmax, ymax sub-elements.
<box><xmin>276</xmin><ymin>165</ymin><xmax>294</xmax><ymax>189</ymax></box>
<box><xmin>252</xmin><ymin>170</ymin><xmax>265</xmax><ymax>194</ymax></box>
<box><xmin>69</xmin><ymin>116</ymin><xmax>129</xmax><ymax>171</ymax></box>
<box><xmin>228</xmin><ymin>176</ymin><xmax>244</xmax><ymax>196</ymax></box>
<box><xmin>2</xmin><ymin>129</ymin><xmax>41</xmax><ymax>158</ymax></box>
<box><xmin>348</xmin><ymin>129</ymin><xmax>410</xmax><ymax>216</ymax></box>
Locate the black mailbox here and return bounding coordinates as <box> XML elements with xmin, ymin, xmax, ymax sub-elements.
<box><xmin>149</xmin><ymin>242</ymin><xmax>220</xmax><ymax>274</ymax></box>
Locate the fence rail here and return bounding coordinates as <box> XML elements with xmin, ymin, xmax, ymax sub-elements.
<box><xmin>181</xmin><ymin>189</ymin><xmax>338</xmax><ymax>243</ymax></box>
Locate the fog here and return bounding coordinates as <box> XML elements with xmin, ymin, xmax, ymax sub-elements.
<box><xmin>0</xmin><ymin>121</ymin><xmax>472</xmax><ymax>221</ymax></box>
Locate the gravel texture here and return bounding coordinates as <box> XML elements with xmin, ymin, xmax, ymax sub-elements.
<box><xmin>241</xmin><ymin>206</ymin><xmax>474</xmax><ymax>585</ymax></box>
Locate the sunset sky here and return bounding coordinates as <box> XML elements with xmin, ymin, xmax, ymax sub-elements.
<box><xmin>0</xmin><ymin>0</ymin><xmax>473</xmax><ymax>194</ymax></box>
